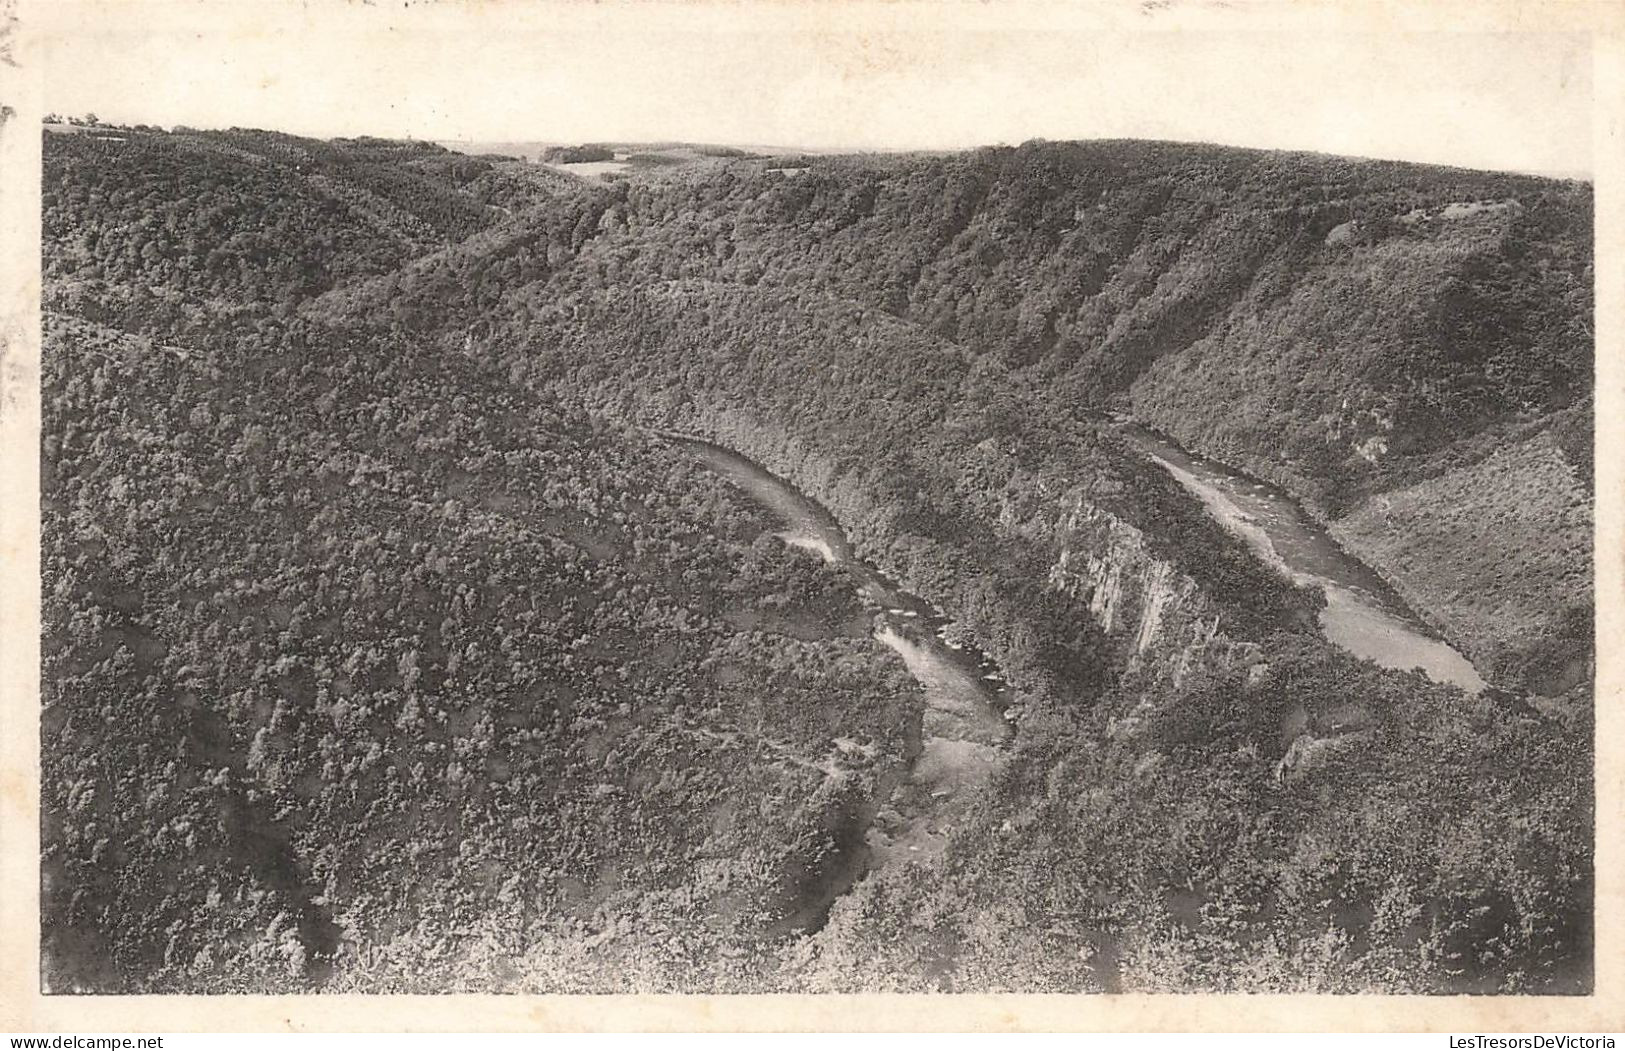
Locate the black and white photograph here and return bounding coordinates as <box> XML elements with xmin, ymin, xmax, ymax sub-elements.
<box><xmin>4</xmin><ymin>0</ymin><xmax>1619</xmax><ymax>1031</ymax></box>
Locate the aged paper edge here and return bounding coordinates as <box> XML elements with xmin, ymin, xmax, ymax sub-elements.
<box><xmin>1</xmin><ymin>0</ymin><xmax>1620</xmax><ymax>1032</ymax></box>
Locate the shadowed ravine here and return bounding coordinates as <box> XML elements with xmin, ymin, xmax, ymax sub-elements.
<box><xmin>664</xmin><ymin>433</ymin><xmax>1011</xmax><ymax>932</ymax></box>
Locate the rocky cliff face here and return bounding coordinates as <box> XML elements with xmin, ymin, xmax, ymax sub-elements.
<box><xmin>1046</xmin><ymin>495</ymin><xmax>1264</xmax><ymax>696</ymax></box>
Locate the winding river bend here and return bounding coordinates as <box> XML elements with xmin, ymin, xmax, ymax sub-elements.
<box><xmin>1116</xmin><ymin>421</ymin><xmax>1488</xmax><ymax>694</ymax></box>
<box><xmin>665</xmin><ymin>435</ymin><xmax>1010</xmax><ymax>898</ymax></box>
<box><xmin>668</xmin><ymin>419</ymin><xmax>1486</xmax><ymax>930</ymax></box>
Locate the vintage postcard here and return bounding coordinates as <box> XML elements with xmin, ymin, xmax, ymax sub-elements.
<box><xmin>0</xmin><ymin>0</ymin><xmax>1620</xmax><ymax>1032</ymax></box>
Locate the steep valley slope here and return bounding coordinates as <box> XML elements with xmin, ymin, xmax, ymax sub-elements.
<box><xmin>41</xmin><ymin>126</ymin><xmax>1592</xmax><ymax>993</ymax></box>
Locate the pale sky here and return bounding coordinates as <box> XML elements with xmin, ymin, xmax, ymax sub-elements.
<box><xmin>32</xmin><ymin>0</ymin><xmax>1602</xmax><ymax>176</ymax></box>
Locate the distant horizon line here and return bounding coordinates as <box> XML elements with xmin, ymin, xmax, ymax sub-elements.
<box><xmin>42</xmin><ymin>116</ymin><xmax>1595</xmax><ymax>183</ymax></box>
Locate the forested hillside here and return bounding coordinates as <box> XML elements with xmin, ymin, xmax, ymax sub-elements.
<box><xmin>322</xmin><ymin>139</ymin><xmax>1588</xmax><ymax>690</ymax></box>
<box><xmin>43</xmin><ymin>126</ymin><xmax>572</xmax><ymax>330</ymax></box>
<box><xmin>41</xmin><ymin>125</ymin><xmax>1592</xmax><ymax>993</ymax></box>
<box><xmin>42</xmin><ymin>307</ymin><xmax>926</xmax><ymax>992</ymax></box>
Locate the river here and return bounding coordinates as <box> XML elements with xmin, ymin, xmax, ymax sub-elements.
<box><xmin>665</xmin><ymin>435</ymin><xmax>1010</xmax><ymax>892</ymax></box>
<box><xmin>1116</xmin><ymin>421</ymin><xmax>1487</xmax><ymax>694</ymax></box>
<box><xmin>668</xmin><ymin>420</ymin><xmax>1487</xmax><ymax>933</ymax></box>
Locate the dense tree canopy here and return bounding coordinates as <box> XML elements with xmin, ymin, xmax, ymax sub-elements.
<box><xmin>41</xmin><ymin>125</ymin><xmax>1591</xmax><ymax>993</ymax></box>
